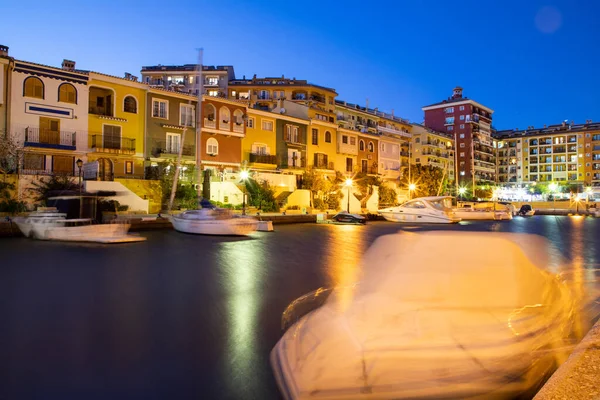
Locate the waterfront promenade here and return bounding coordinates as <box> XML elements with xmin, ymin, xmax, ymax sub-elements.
<box><xmin>1</xmin><ymin>217</ymin><xmax>599</xmax><ymax>399</ymax></box>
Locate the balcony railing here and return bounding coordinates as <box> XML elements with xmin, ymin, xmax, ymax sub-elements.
<box><xmin>24</xmin><ymin>127</ymin><xmax>76</xmax><ymax>150</ymax></box>
<box><xmin>90</xmin><ymin>135</ymin><xmax>136</xmax><ymax>154</ymax></box>
<box><xmin>233</xmin><ymin>123</ymin><xmax>244</xmax><ymax>133</ymax></box>
<box><xmin>204</xmin><ymin>118</ymin><xmax>216</xmax><ymax>129</ymax></box>
<box><xmin>88</xmin><ymin>106</ymin><xmax>113</xmax><ymax>117</ymax></box>
<box><xmin>249</xmin><ymin>153</ymin><xmax>277</xmax><ymax>164</ymax></box>
<box><xmin>315</xmin><ymin>161</ymin><xmax>335</xmax><ymax>170</ymax></box>
<box><xmin>151</xmin><ymin>141</ymin><xmax>194</xmax><ymax>157</ymax></box>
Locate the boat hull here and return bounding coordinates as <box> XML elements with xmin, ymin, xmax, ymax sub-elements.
<box><xmin>32</xmin><ymin>223</ymin><xmax>140</xmax><ymax>243</ymax></box>
<box><xmin>171</xmin><ymin>216</ymin><xmax>258</xmax><ymax>236</ymax></box>
<box><xmin>379</xmin><ymin>211</ymin><xmax>460</xmax><ymax>224</ymax></box>
<box><xmin>453</xmin><ymin>210</ymin><xmax>512</xmax><ymax>221</ymax></box>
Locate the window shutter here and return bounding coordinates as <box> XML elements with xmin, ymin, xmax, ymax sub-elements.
<box><xmin>251</xmin><ymin>144</ymin><xmax>258</xmax><ymax>154</ymax></box>
<box><xmin>266</xmin><ymin>146</ymin><xmax>271</xmax><ymax>155</ymax></box>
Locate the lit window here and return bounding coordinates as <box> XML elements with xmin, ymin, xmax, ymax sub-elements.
<box><xmin>459</xmin><ymin>133</ymin><xmax>465</xmax><ymax>139</ymax></box>
<box><xmin>206</xmin><ymin>76</ymin><xmax>219</xmax><ymax>86</ymax></box>
<box><xmin>166</xmin><ymin>132</ymin><xmax>181</xmax><ymax>154</ymax></box>
<box><xmin>207</xmin><ymin>137</ymin><xmax>219</xmax><ymax>155</ymax></box>
<box><xmin>125</xmin><ymin>161</ymin><xmax>133</xmax><ymax>175</ymax></box>
<box><xmin>459</xmin><ymin>115</ymin><xmax>465</xmax><ymax>121</ymax></box>
<box><xmin>208</xmin><ymin>90</ymin><xmax>219</xmax><ymax>97</ymax></box>
<box><xmin>460</xmin><ymin>152</ymin><xmax>465</xmax><ymax>157</ymax></box>
<box><xmin>180</xmin><ymin>104</ymin><xmax>195</xmax><ymax>127</ymax></box>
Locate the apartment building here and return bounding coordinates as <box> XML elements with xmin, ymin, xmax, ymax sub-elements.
<box><xmin>140</xmin><ymin>64</ymin><xmax>235</xmax><ymax>97</ymax></box>
<box><xmin>494</xmin><ymin>121</ymin><xmax>600</xmax><ymax>186</ymax></box>
<box><xmin>422</xmin><ymin>87</ymin><xmax>495</xmax><ymax>186</ymax></box>
<box><xmin>411</xmin><ymin>124</ymin><xmax>455</xmax><ymax>182</ymax></box>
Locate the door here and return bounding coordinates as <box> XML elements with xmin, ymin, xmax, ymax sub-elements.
<box><xmin>98</xmin><ymin>158</ymin><xmax>114</xmax><ymax>181</ymax></box>
<box><xmin>361</xmin><ymin>159</ymin><xmax>368</xmax><ymax>174</ymax></box>
<box><xmin>39</xmin><ymin>117</ymin><xmax>60</xmax><ymax>144</ymax></box>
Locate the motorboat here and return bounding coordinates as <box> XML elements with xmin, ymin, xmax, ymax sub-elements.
<box><xmin>498</xmin><ymin>201</ymin><xmax>517</xmax><ymax>216</ymax></box>
<box><xmin>319</xmin><ymin>212</ymin><xmax>366</xmax><ymax>225</ymax></box>
<box><xmin>271</xmin><ymin>231</ymin><xmax>576</xmax><ymax>400</ymax></box>
<box><xmin>170</xmin><ymin>201</ymin><xmax>258</xmax><ymax>236</ymax></box>
<box><xmin>454</xmin><ymin>202</ymin><xmax>513</xmax><ymax>221</ymax></box>
<box><xmin>517</xmin><ymin>204</ymin><xmax>535</xmax><ymax>217</ymax></box>
<box><xmin>13</xmin><ymin>209</ymin><xmax>145</xmax><ymax>243</ymax></box>
<box><xmin>378</xmin><ymin>196</ymin><xmax>461</xmax><ymax>224</ymax></box>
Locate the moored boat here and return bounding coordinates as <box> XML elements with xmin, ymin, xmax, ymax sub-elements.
<box><xmin>170</xmin><ymin>208</ymin><xmax>258</xmax><ymax>236</ymax></box>
<box><xmin>378</xmin><ymin>196</ymin><xmax>461</xmax><ymax>224</ymax></box>
<box><xmin>454</xmin><ymin>202</ymin><xmax>513</xmax><ymax>221</ymax></box>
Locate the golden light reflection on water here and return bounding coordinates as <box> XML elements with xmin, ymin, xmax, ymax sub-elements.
<box><xmin>218</xmin><ymin>238</ymin><xmax>264</xmax><ymax>396</ymax></box>
<box><xmin>323</xmin><ymin>225</ymin><xmax>366</xmax><ymax>312</ymax></box>
<box><xmin>565</xmin><ymin>216</ymin><xmax>589</xmax><ymax>340</ymax></box>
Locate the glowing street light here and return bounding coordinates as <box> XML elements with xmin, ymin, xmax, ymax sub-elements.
<box><xmin>345</xmin><ymin>178</ymin><xmax>353</xmax><ymax>212</ymax></box>
<box><xmin>408</xmin><ymin>183</ymin><xmax>416</xmax><ymax>191</ymax></box>
<box><xmin>240</xmin><ymin>170</ymin><xmax>249</xmax><ymax>215</ymax></box>
<box><xmin>549</xmin><ymin>182</ymin><xmax>558</xmax><ymax>210</ymax></box>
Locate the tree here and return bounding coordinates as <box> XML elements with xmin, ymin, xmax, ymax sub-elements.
<box><xmin>378</xmin><ymin>183</ymin><xmax>398</xmax><ymax>207</ymax></box>
<box><xmin>0</xmin><ymin>181</ymin><xmax>26</xmax><ymax>213</ymax></box>
<box><xmin>400</xmin><ymin>164</ymin><xmax>447</xmax><ymax>198</ymax></box>
<box><xmin>152</xmin><ymin>160</ymin><xmax>198</xmax><ymax>210</ymax></box>
<box><xmin>29</xmin><ymin>174</ymin><xmax>79</xmax><ymax>204</ymax></box>
<box><xmin>245</xmin><ymin>178</ymin><xmax>279</xmax><ymax>212</ymax></box>
<box><xmin>353</xmin><ymin>173</ymin><xmax>381</xmax><ymax>206</ymax></box>
<box><xmin>0</xmin><ymin>133</ymin><xmax>22</xmax><ymax>174</ymax></box>
<box><xmin>301</xmin><ymin>168</ymin><xmax>344</xmax><ymax>210</ymax></box>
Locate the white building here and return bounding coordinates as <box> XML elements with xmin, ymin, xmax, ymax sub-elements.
<box><xmin>10</xmin><ymin>59</ymin><xmax>89</xmax><ymax>177</ymax></box>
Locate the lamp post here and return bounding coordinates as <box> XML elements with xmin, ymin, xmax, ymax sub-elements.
<box><xmin>549</xmin><ymin>182</ymin><xmax>558</xmax><ymax>210</ymax></box>
<box><xmin>345</xmin><ymin>178</ymin><xmax>353</xmax><ymax>212</ymax></box>
<box><xmin>76</xmin><ymin>159</ymin><xmax>83</xmax><ymax>218</ymax></box>
<box><xmin>240</xmin><ymin>170</ymin><xmax>249</xmax><ymax>215</ymax></box>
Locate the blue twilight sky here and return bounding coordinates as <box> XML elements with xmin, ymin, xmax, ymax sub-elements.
<box><xmin>1</xmin><ymin>0</ymin><xmax>599</xmax><ymax>129</ymax></box>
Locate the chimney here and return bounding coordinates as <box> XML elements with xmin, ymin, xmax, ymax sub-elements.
<box><xmin>124</xmin><ymin>72</ymin><xmax>132</xmax><ymax>80</ymax></box>
<box><xmin>0</xmin><ymin>45</ymin><xmax>8</xmax><ymax>57</ymax></box>
<box><xmin>543</xmin><ymin>124</ymin><xmax>547</xmax><ymax>128</ymax></box>
<box><xmin>452</xmin><ymin>86</ymin><xmax>463</xmax><ymax>99</ymax></box>
<box><xmin>562</xmin><ymin>121</ymin><xmax>566</xmax><ymax>127</ymax></box>
<box><xmin>570</xmin><ymin>120</ymin><xmax>574</xmax><ymax>125</ymax></box>
<box><xmin>391</xmin><ymin>109</ymin><xmax>394</xmax><ymax>117</ymax></box>
<box><xmin>132</xmin><ymin>76</ymin><xmax>138</xmax><ymax>82</ymax></box>
<box><xmin>61</xmin><ymin>59</ymin><xmax>75</xmax><ymax>72</ymax></box>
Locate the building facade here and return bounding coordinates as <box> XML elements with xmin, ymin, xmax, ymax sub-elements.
<box><xmin>410</xmin><ymin>124</ymin><xmax>455</xmax><ymax>182</ymax></box>
<box><xmin>242</xmin><ymin>108</ymin><xmax>278</xmax><ymax>171</ymax></box>
<box><xmin>10</xmin><ymin>59</ymin><xmax>89</xmax><ymax>178</ymax></box>
<box><xmin>141</xmin><ymin>64</ymin><xmax>235</xmax><ymax>97</ymax></box>
<box><xmin>494</xmin><ymin>121</ymin><xmax>600</xmax><ymax>186</ymax></box>
<box><xmin>422</xmin><ymin>87</ymin><xmax>495</xmax><ymax>187</ymax></box>
<box><xmin>86</xmin><ymin>71</ymin><xmax>147</xmax><ymax>180</ymax></box>
<box><xmin>0</xmin><ymin>45</ymin><xmax>11</xmax><ymax>139</ymax></box>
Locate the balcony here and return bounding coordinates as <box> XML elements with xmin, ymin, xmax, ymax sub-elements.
<box><xmin>204</xmin><ymin>118</ymin><xmax>216</xmax><ymax>129</ymax></box>
<box><xmin>249</xmin><ymin>153</ymin><xmax>277</xmax><ymax>164</ymax></box>
<box><xmin>233</xmin><ymin>123</ymin><xmax>244</xmax><ymax>133</ymax></box>
<box><xmin>24</xmin><ymin>127</ymin><xmax>76</xmax><ymax>150</ymax></box>
<box><xmin>151</xmin><ymin>141</ymin><xmax>194</xmax><ymax>157</ymax></box>
<box><xmin>90</xmin><ymin>135</ymin><xmax>136</xmax><ymax>155</ymax></box>
<box><xmin>314</xmin><ymin>161</ymin><xmax>335</xmax><ymax>170</ymax></box>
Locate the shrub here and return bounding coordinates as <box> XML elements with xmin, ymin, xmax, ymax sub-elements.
<box><xmin>0</xmin><ymin>182</ymin><xmax>26</xmax><ymax>214</ymax></box>
<box><xmin>313</xmin><ymin>198</ymin><xmax>326</xmax><ymax>210</ymax></box>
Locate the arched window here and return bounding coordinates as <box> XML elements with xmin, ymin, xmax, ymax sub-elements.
<box><xmin>58</xmin><ymin>83</ymin><xmax>77</xmax><ymax>104</ymax></box>
<box><xmin>23</xmin><ymin>77</ymin><xmax>44</xmax><ymax>99</ymax></box>
<box><xmin>368</xmin><ymin>142</ymin><xmax>374</xmax><ymax>152</ymax></box>
<box><xmin>207</xmin><ymin>137</ymin><xmax>219</xmax><ymax>155</ymax></box>
<box><xmin>325</xmin><ymin>131</ymin><xmax>331</xmax><ymax>143</ymax></box>
<box><xmin>233</xmin><ymin>109</ymin><xmax>244</xmax><ymax>126</ymax></box>
<box><xmin>219</xmin><ymin>107</ymin><xmax>230</xmax><ymax>124</ymax></box>
<box><xmin>123</xmin><ymin>96</ymin><xmax>137</xmax><ymax>113</ymax></box>
<box><xmin>359</xmin><ymin>140</ymin><xmax>365</xmax><ymax>151</ymax></box>
<box><xmin>205</xmin><ymin>104</ymin><xmax>216</xmax><ymax>121</ymax></box>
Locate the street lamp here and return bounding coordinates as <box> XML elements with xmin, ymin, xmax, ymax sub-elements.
<box><xmin>345</xmin><ymin>178</ymin><xmax>353</xmax><ymax>213</ymax></box>
<box><xmin>76</xmin><ymin>159</ymin><xmax>83</xmax><ymax>218</ymax></box>
<box><xmin>408</xmin><ymin>183</ymin><xmax>416</xmax><ymax>200</ymax></box>
<box><xmin>549</xmin><ymin>182</ymin><xmax>558</xmax><ymax>210</ymax></box>
<box><xmin>586</xmin><ymin>186</ymin><xmax>592</xmax><ymax>205</ymax></box>
<box><xmin>458</xmin><ymin>186</ymin><xmax>466</xmax><ymax>200</ymax></box>
<box><xmin>240</xmin><ymin>170</ymin><xmax>249</xmax><ymax>215</ymax></box>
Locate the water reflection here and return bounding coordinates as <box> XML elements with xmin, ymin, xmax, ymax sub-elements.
<box><xmin>217</xmin><ymin>237</ymin><xmax>266</xmax><ymax>398</ymax></box>
<box><xmin>323</xmin><ymin>225</ymin><xmax>366</xmax><ymax>312</ymax></box>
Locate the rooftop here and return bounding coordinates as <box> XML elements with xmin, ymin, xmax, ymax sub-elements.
<box><xmin>228</xmin><ymin>76</ymin><xmax>337</xmax><ymax>94</ymax></box>
<box><xmin>493</xmin><ymin>120</ymin><xmax>600</xmax><ymax>139</ymax></box>
<box><xmin>141</xmin><ymin>64</ymin><xmax>233</xmax><ymax>72</ymax></box>
<box><xmin>410</xmin><ymin>123</ymin><xmax>454</xmax><ymax>140</ymax></box>
<box><xmin>335</xmin><ymin>99</ymin><xmax>410</xmax><ymax>125</ymax></box>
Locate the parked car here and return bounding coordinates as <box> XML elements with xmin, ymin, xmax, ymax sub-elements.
<box><xmin>331</xmin><ymin>212</ymin><xmax>366</xmax><ymax>224</ymax></box>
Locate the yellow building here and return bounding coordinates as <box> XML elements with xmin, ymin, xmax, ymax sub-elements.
<box><xmin>242</xmin><ymin>108</ymin><xmax>278</xmax><ymax>171</ymax></box>
<box><xmin>335</xmin><ymin>127</ymin><xmax>359</xmax><ymax>176</ymax></box>
<box><xmin>86</xmin><ymin>72</ymin><xmax>147</xmax><ymax>180</ymax></box>
<box><xmin>307</xmin><ymin>119</ymin><xmax>339</xmax><ymax>175</ymax></box>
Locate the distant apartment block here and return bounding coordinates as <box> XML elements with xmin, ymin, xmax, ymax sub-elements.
<box><xmin>140</xmin><ymin>64</ymin><xmax>235</xmax><ymax>97</ymax></box>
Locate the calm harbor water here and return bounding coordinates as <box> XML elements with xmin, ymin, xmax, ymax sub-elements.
<box><xmin>1</xmin><ymin>216</ymin><xmax>599</xmax><ymax>400</ymax></box>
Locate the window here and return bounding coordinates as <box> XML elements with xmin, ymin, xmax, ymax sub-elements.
<box><xmin>381</xmin><ymin>143</ymin><xmax>386</xmax><ymax>152</ymax></box>
<box><xmin>460</xmin><ymin>152</ymin><xmax>465</xmax><ymax>157</ymax></box>
<box><xmin>316</xmin><ymin>114</ymin><xmax>327</xmax><ymax>121</ymax></box>
<box><xmin>208</xmin><ymin>90</ymin><xmax>219</xmax><ymax>97</ymax></box>
<box><xmin>103</xmin><ymin>125</ymin><xmax>122</xmax><ymax>149</ymax></box>
<box><xmin>445</xmin><ymin>117</ymin><xmax>454</xmax><ymax>124</ymax></box>
<box><xmin>58</xmin><ymin>83</ymin><xmax>77</xmax><ymax>104</ymax></box>
<box><xmin>125</xmin><ymin>161</ymin><xmax>134</xmax><ymax>175</ymax></box>
<box><xmin>207</xmin><ymin>137</ymin><xmax>219</xmax><ymax>155</ymax></box>
<box><xmin>312</xmin><ymin>129</ymin><xmax>318</xmax><ymax>145</ymax></box>
<box><xmin>459</xmin><ymin>115</ymin><xmax>465</xmax><ymax>121</ymax></box>
<box><xmin>459</xmin><ymin>133</ymin><xmax>465</xmax><ymax>139</ymax></box>
<box><xmin>246</xmin><ymin>117</ymin><xmax>255</xmax><ymax>128</ymax></box>
<box><xmin>314</xmin><ymin>153</ymin><xmax>328</xmax><ymax>168</ymax></box>
<box><xmin>342</xmin><ymin>135</ymin><xmax>348</xmax><ymax>144</ymax></box>
<box><xmin>325</xmin><ymin>131</ymin><xmax>331</xmax><ymax>143</ymax></box>
<box><xmin>166</xmin><ymin>132</ymin><xmax>181</xmax><ymax>154</ymax></box>
<box><xmin>447</xmin><ymin>126</ymin><xmax>454</xmax><ymax>131</ymax></box>
<box><xmin>252</xmin><ymin>143</ymin><xmax>268</xmax><ymax>155</ymax></box>
<box><xmin>346</xmin><ymin>158</ymin><xmax>353</xmax><ymax>172</ymax></box>
<box><xmin>206</xmin><ymin>76</ymin><xmax>219</xmax><ymax>86</ymax></box>
<box><xmin>219</xmin><ymin>107</ymin><xmax>230</xmax><ymax>124</ymax></box>
<box><xmin>239</xmin><ymin>92</ymin><xmax>250</xmax><ymax>100</ymax></box>
<box><xmin>350</xmin><ymin>137</ymin><xmax>356</xmax><ymax>145</ymax></box>
<box><xmin>273</xmin><ymin>91</ymin><xmax>285</xmax><ymax>99</ymax></box>
<box><xmin>52</xmin><ymin>155</ymin><xmax>74</xmax><ymax>174</ymax></box>
<box><xmin>286</xmin><ymin>125</ymin><xmax>299</xmax><ymax>143</ymax></box>
<box><xmin>123</xmin><ymin>96</ymin><xmax>137</xmax><ymax>113</ymax></box>
<box><xmin>262</xmin><ymin>120</ymin><xmax>273</xmax><ymax>131</ymax></box>
<box><xmin>459</xmin><ymin>106</ymin><xmax>465</xmax><ymax>111</ymax></box>
<box><xmin>24</xmin><ymin>77</ymin><xmax>44</xmax><ymax>99</ymax></box>
<box><xmin>23</xmin><ymin>153</ymin><xmax>44</xmax><ymax>171</ymax></box>
<box><xmin>152</xmin><ymin>99</ymin><xmax>168</xmax><ymax>119</ymax></box>
<box><xmin>404</xmin><ymin>200</ymin><xmax>426</xmax><ymax>209</ymax></box>
<box><xmin>460</xmin><ymin>124</ymin><xmax>465</xmax><ymax>129</ymax></box>
<box><xmin>445</xmin><ymin>107</ymin><xmax>454</xmax><ymax>114</ymax></box>
<box><xmin>415</xmin><ymin>137</ymin><xmax>420</xmax><ymax>143</ymax></box>
<box><xmin>368</xmin><ymin>142</ymin><xmax>374</xmax><ymax>152</ymax></box>
<box><xmin>460</xmin><ymin>143</ymin><xmax>465</xmax><ymax>148</ymax></box>
<box><xmin>180</xmin><ymin>104</ymin><xmax>195</xmax><ymax>127</ymax></box>
<box><xmin>359</xmin><ymin>140</ymin><xmax>365</xmax><ymax>151</ymax></box>
<box><xmin>258</xmin><ymin>90</ymin><xmax>270</xmax><ymax>100</ymax></box>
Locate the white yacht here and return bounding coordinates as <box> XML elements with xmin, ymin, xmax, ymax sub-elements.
<box><xmin>170</xmin><ymin>208</ymin><xmax>258</xmax><ymax>236</ymax></box>
<box><xmin>12</xmin><ymin>208</ymin><xmax>67</xmax><ymax>237</ymax></box>
<box><xmin>454</xmin><ymin>201</ymin><xmax>513</xmax><ymax>221</ymax></box>
<box><xmin>271</xmin><ymin>231</ymin><xmax>576</xmax><ymax>400</ymax></box>
<box><xmin>378</xmin><ymin>196</ymin><xmax>461</xmax><ymax>224</ymax></box>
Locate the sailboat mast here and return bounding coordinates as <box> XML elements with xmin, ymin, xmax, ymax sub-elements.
<box><xmin>196</xmin><ymin>48</ymin><xmax>204</xmax><ymax>206</ymax></box>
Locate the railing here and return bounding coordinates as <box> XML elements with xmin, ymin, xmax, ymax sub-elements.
<box><xmin>233</xmin><ymin>123</ymin><xmax>244</xmax><ymax>133</ymax></box>
<box><xmin>204</xmin><ymin>118</ymin><xmax>216</xmax><ymax>129</ymax></box>
<box><xmin>315</xmin><ymin>161</ymin><xmax>334</xmax><ymax>170</ymax></box>
<box><xmin>88</xmin><ymin>106</ymin><xmax>113</xmax><ymax>117</ymax></box>
<box><xmin>90</xmin><ymin>135</ymin><xmax>136</xmax><ymax>154</ymax></box>
<box><xmin>24</xmin><ymin>127</ymin><xmax>76</xmax><ymax>149</ymax></box>
<box><xmin>249</xmin><ymin>153</ymin><xmax>277</xmax><ymax>164</ymax></box>
<box><xmin>151</xmin><ymin>141</ymin><xmax>194</xmax><ymax>157</ymax></box>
